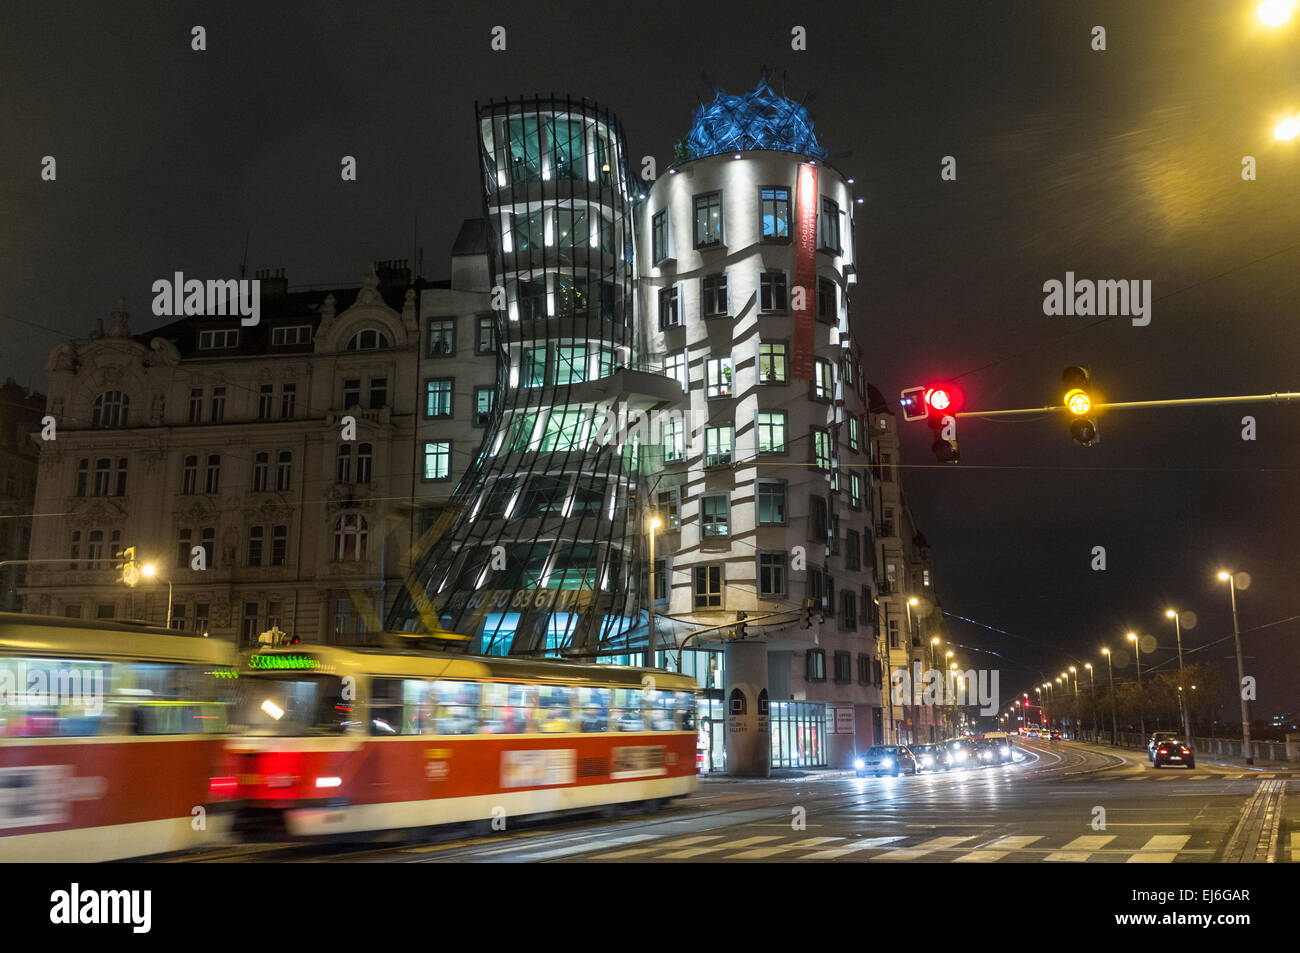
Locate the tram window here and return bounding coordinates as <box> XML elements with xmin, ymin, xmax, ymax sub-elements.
<box><xmin>535</xmin><ymin>685</ymin><xmax>573</xmax><ymax>733</ymax></box>
<box><xmin>0</xmin><ymin>657</ymin><xmax>111</xmax><ymax>738</ymax></box>
<box><xmin>431</xmin><ymin>680</ymin><xmax>481</xmax><ymax>735</ymax></box>
<box><xmin>480</xmin><ymin>682</ymin><xmax>537</xmax><ymax>734</ymax></box>
<box><xmin>647</xmin><ymin>691</ymin><xmax>677</xmax><ymax>731</ymax></box>
<box><xmin>369</xmin><ymin>677</ymin><xmax>402</xmax><ymax>734</ymax></box>
<box><xmin>400</xmin><ymin>679</ymin><xmax>437</xmax><ymax>734</ymax></box>
<box><xmin>232</xmin><ymin>677</ymin><xmax>348</xmax><ymax>736</ymax></box>
<box><xmin>577</xmin><ymin>686</ymin><xmax>611</xmax><ymax>732</ymax></box>
<box><xmin>676</xmin><ymin>692</ymin><xmax>697</xmax><ymax>730</ymax></box>
<box><xmin>611</xmin><ymin>688</ymin><xmax>644</xmax><ymax>731</ymax></box>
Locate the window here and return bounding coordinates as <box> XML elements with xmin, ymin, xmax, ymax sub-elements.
<box><xmin>819</xmin><ymin>196</ymin><xmax>841</xmax><ymax>252</ymax></box>
<box><xmin>655</xmin><ymin>487</ymin><xmax>680</xmax><ymax>529</ymax></box>
<box><xmin>204</xmin><ymin>455</ymin><xmax>221</xmax><ymax>494</ymax></box>
<box><xmin>188</xmin><ymin>389</ymin><xmax>202</xmax><ymax>423</ymax></box>
<box><xmin>704</xmin><ymin>357</ymin><xmax>733</xmax><ymax>398</ymax></box>
<box><xmin>701</xmin><ymin>274</ymin><xmax>728</xmax><ymax>317</ymax></box>
<box><xmin>425</xmin><ymin>379</ymin><xmax>453</xmax><ymax>417</ymax></box>
<box><xmin>258</xmin><ymin>384</ymin><xmax>273</xmax><ymax>419</ymax></box>
<box><xmin>272</xmin><ymin>525</ymin><xmax>288</xmax><ymax>566</ymax></box>
<box><xmin>811</xmin><ymin>428</ymin><xmax>831</xmax><ymax>471</ymax></box>
<box><xmin>849</xmin><ymin>472</ymin><xmax>863</xmax><ymax>509</ymax></box>
<box><xmin>181</xmin><ymin>456</ymin><xmax>197</xmax><ymax>495</ymax></box>
<box><xmin>280</xmin><ymin>383</ymin><xmax>296</xmax><ymax>419</ymax></box>
<box><xmin>336</xmin><ymin>445</ymin><xmax>352</xmax><ymax>484</ymax></box>
<box><xmin>848</xmin><ymin>416</ymin><xmax>860</xmax><ymax>452</ymax></box>
<box><xmin>476</xmin><ymin>315</ymin><xmax>495</xmax><ymax>354</ymax></box>
<box><xmin>69</xmin><ymin>531</ymin><xmax>80</xmax><ymax>570</ymax></box>
<box><xmin>252</xmin><ymin>452</ymin><xmax>269</xmax><ymax>492</ymax></box>
<box><xmin>598</xmin><ymin>345</ymin><xmax>616</xmax><ymax>379</ymax></box>
<box><xmin>520</xmin><ymin>475</ymin><xmax>565</xmax><ymax>517</ymax></box>
<box><xmin>540</xmin><ymin>409</ymin><xmax>591</xmax><ymax>452</ymax></box>
<box><xmin>693</xmin><ymin>191</ymin><xmax>723</xmax><ymax>247</ymax></box>
<box><xmin>760</xmin><ymin>186</ymin><xmax>791</xmax><ymax>241</ymax></box>
<box><xmin>757</xmin><ymin>480</ymin><xmax>786</xmax><ymax>525</ymax></box>
<box><xmin>523</xmin><ymin>346</ymin><xmax>546</xmax><ymax>388</ymax></box>
<box><xmin>757</xmin><ymin>411</ymin><xmax>786</xmax><ymax>454</ymax></box>
<box><xmin>554</xmin><ymin>345</ymin><xmax>587</xmax><ymax>385</ymax></box>
<box><xmin>248</xmin><ymin>525</ymin><xmax>264</xmax><ymax>567</ymax></box>
<box><xmin>91</xmin><ymin>391</ymin><xmax>129</xmax><ymax>428</ymax></box>
<box><xmin>198</xmin><ymin>329</ymin><xmax>238</xmax><ymax>350</ymax></box>
<box><xmin>194</xmin><ymin>603</ymin><xmax>209</xmax><ymax>636</ymax></box>
<box><xmin>806</xmin><ymin>649</ymin><xmax>826</xmax><ymax>681</ymax></box>
<box><xmin>814</xmin><ymin>359</ymin><xmax>833</xmax><ymax>401</ymax></box>
<box><xmin>276</xmin><ymin>451</ymin><xmax>292</xmax><ymax>491</ymax></box>
<box><xmin>809</xmin><ymin>495</ymin><xmax>828</xmax><ymax>542</ymax></box>
<box><xmin>817</xmin><ymin>276</ymin><xmax>837</xmax><ymax>324</ymax></box>
<box><xmin>699</xmin><ymin>494</ymin><xmax>730</xmax><ymax>538</ymax></box>
<box><xmin>473</xmin><ymin>387</ymin><xmax>495</xmax><ymax>427</ymax></box>
<box><xmin>759</xmin><ymin>272</ymin><xmax>788</xmax><ymax>313</ymax></box>
<box><xmin>507</xmin><ymin>413</ymin><xmax>539</xmax><ymax>452</ymax></box>
<box><xmin>658</xmin><ymin>285</ymin><xmax>680</xmax><ymax>329</ymax></box>
<box><xmin>888</xmin><ymin>618</ymin><xmax>900</xmax><ymax>649</ymax></box>
<box><xmin>369</xmin><ymin>377</ymin><xmax>387</xmax><ymax>410</ymax></box>
<box><xmin>665</xmin><ymin>351</ymin><xmax>688</xmax><ymax>391</ymax></box>
<box><xmin>74</xmin><ymin>459</ymin><xmax>88</xmax><ymax>497</ymax></box>
<box><xmin>423</xmin><ymin>441</ymin><xmax>451</xmax><ymax>480</ymax></box>
<box><xmin>841</xmin><ymin>352</ymin><xmax>855</xmax><ymax>388</ymax></box>
<box><xmin>271</xmin><ymin>325</ymin><xmax>312</xmax><ymax>346</ymax></box>
<box><xmin>242</xmin><ymin>602</ymin><xmax>259</xmax><ymax>645</ymax></box>
<box><xmin>86</xmin><ymin>530</ymin><xmax>104</xmax><ymax>568</ymax></box>
<box><xmin>661</xmin><ymin>416</ymin><xmax>685</xmax><ymax>463</ymax></box>
<box><xmin>652</xmin><ymin>209</ymin><xmax>671</xmax><ymax>263</ymax></box>
<box><xmin>881</xmin><ymin>453</ymin><xmax>894</xmax><ymax>482</ymax></box>
<box><xmin>92</xmin><ymin>458</ymin><xmax>110</xmax><ymax>497</ymax></box>
<box><xmin>834</xmin><ymin>649</ymin><xmax>852</xmax><ymax>680</ymax></box>
<box><xmin>209</xmin><ymin>387</ymin><xmax>226</xmax><ymax>423</ymax></box>
<box><xmin>846</xmin><ymin>530</ymin><xmax>861</xmax><ymax>570</ymax></box>
<box><xmin>333</xmin><ymin>514</ymin><xmax>368</xmax><ymax>561</ymax></box>
<box><xmin>693</xmin><ymin>564</ymin><xmax>722</xmax><ymax>609</ymax></box>
<box><xmin>653</xmin><ymin>557</ymin><xmax>668</xmax><ymax>602</ymax></box>
<box><xmin>858</xmin><ymin>653</ymin><xmax>872</xmax><ymax>685</ymax></box>
<box><xmin>343</xmin><ymin>376</ymin><xmax>364</xmax><ymax>410</ymax></box>
<box><xmin>356</xmin><ymin>443</ymin><xmax>372</xmax><ymax>484</ymax></box>
<box><xmin>427</xmin><ymin>318</ymin><xmax>455</xmax><ymax>356</ymax></box>
<box><xmin>758</xmin><ymin>341</ymin><xmax>787</xmax><ymax>384</ymax></box>
<box><xmin>703</xmin><ymin>424</ymin><xmax>733</xmax><ymax>467</ymax></box>
<box><xmin>347</xmin><ymin>328</ymin><xmax>391</xmax><ymax>350</ymax></box>
<box><xmin>758</xmin><ymin>552</ymin><xmax>787</xmax><ymax>597</ymax></box>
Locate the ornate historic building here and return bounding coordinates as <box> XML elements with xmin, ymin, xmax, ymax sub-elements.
<box><xmin>0</xmin><ymin>379</ymin><xmax>45</xmax><ymax>610</ymax></box>
<box><xmin>23</xmin><ymin>269</ymin><xmax>422</xmax><ymax>643</ymax></box>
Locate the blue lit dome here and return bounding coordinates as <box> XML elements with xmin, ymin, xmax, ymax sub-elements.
<box><xmin>683</xmin><ymin>74</ymin><xmax>828</xmax><ymax>161</ymax></box>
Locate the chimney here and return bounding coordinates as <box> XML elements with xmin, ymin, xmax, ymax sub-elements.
<box><xmin>374</xmin><ymin>258</ymin><xmax>411</xmax><ymax>291</ymax></box>
<box><xmin>255</xmin><ymin>267</ymin><xmax>288</xmax><ymax>298</ymax></box>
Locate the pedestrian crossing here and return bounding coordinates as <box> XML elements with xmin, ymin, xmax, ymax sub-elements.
<box><xmin>574</xmin><ymin>830</ymin><xmax>1208</xmax><ymax>863</ymax></box>
<box><xmin>1088</xmin><ymin>771</ymin><xmax>1289</xmax><ymax>782</ymax></box>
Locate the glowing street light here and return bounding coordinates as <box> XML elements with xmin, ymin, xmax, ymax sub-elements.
<box><xmin>1101</xmin><ymin>647</ymin><xmax>1117</xmax><ymax>744</ymax></box>
<box><xmin>1259</xmin><ymin>0</ymin><xmax>1296</xmax><ymax>27</ymax></box>
<box><xmin>139</xmin><ymin>562</ymin><xmax>173</xmax><ymax>629</ymax></box>
<box><xmin>1217</xmin><ymin>569</ymin><xmax>1254</xmax><ymax>765</ymax></box>
<box><xmin>1274</xmin><ymin>116</ymin><xmax>1300</xmax><ymax>141</ymax></box>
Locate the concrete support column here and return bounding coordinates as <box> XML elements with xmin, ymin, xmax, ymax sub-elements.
<box><xmin>724</xmin><ymin>640</ymin><xmax>769</xmax><ymax>778</ymax></box>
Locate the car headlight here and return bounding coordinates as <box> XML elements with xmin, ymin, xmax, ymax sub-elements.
<box><xmin>854</xmin><ymin>759</ymin><xmax>865</xmax><ymax>770</ymax></box>
<box><xmin>957</xmin><ymin>751</ymin><xmax>968</xmax><ymax>760</ymax></box>
<box><xmin>881</xmin><ymin>758</ymin><xmax>893</xmax><ymax>766</ymax></box>
<box><xmin>923</xmin><ymin>756</ymin><xmax>934</xmax><ymax>765</ymax></box>
<box><xmin>1000</xmin><ymin>746</ymin><xmax>1010</xmax><ymax>756</ymax></box>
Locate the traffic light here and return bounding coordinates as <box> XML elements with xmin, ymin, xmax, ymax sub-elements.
<box><xmin>899</xmin><ymin>386</ymin><xmax>928</xmax><ymax>422</ymax></box>
<box><xmin>799</xmin><ymin>599</ymin><xmax>814</xmax><ymax>629</ymax></box>
<box><xmin>923</xmin><ymin>383</ymin><xmax>961</xmax><ymax>463</ymax></box>
<box><xmin>117</xmin><ymin>546</ymin><xmax>138</xmax><ymax>586</ymax></box>
<box><xmin>1062</xmin><ymin>365</ymin><xmax>1098</xmax><ymax>445</ymax></box>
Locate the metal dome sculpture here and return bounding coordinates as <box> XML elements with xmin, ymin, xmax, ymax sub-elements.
<box><xmin>683</xmin><ymin>73</ymin><xmax>828</xmax><ymax>161</ymax></box>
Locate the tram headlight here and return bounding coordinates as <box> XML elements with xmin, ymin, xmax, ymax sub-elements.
<box><xmin>1000</xmin><ymin>746</ymin><xmax>1010</xmax><ymax>756</ymax></box>
<box><xmin>315</xmin><ymin>776</ymin><xmax>342</xmax><ymax>789</ymax></box>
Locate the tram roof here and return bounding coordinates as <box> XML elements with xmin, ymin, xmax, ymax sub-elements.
<box><xmin>0</xmin><ymin>613</ymin><xmax>236</xmax><ymax>666</ymax></box>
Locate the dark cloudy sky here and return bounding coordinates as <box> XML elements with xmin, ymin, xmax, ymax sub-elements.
<box><xmin>3</xmin><ymin>1</ymin><xmax>1298</xmax><ymax>714</ymax></box>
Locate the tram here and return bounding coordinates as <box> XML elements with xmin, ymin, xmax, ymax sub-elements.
<box><xmin>0</xmin><ymin>614</ymin><xmax>236</xmax><ymax>861</ymax></box>
<box><xmin>212</xmin><ymin>642</ymin><xmax>699</xmax><ymax>839</ymax></box>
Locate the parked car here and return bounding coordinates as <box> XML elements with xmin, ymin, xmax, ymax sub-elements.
<box><xmin>1153</xmin><ymin>739</ymin><xmax>1195</xmax><ymax>769</ymax></box>
<box><xmin>911</xmin><ymin>744</ymin><xmax>951</xmax><ymax>772</ymax></box>
<box><xmin>1148</xmin><ymin>731</ymin><xmax>1179</xmax><ymax>762</ymax></box>
<box><xmin>857</xmin><ymin>745</ymin><xmax>917</xmax><ymax>777</ymax></box>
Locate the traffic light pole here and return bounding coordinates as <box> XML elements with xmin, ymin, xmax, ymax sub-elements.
<box><xmin>953</xmin><ymin>391</ymin><xmax>1300</xmax><ymax>418</ymax></box>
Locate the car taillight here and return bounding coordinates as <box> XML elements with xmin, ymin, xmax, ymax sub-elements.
<box><xmin>1181</xmin><ymin>747</ymin><xmax>1189</xmax><ymax>754</ymax></box>
<box><xmin>1157</xmin><ymin>747</ymin><xmax>1168</xmax><ymax>754</ymax></box>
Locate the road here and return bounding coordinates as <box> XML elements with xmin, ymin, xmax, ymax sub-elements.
<box><xmin>165</xmin><ymin>739</ymin><xmax>1292</xmax><ymax>863</ymax></box>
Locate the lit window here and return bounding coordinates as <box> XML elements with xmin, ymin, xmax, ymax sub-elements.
<box><xmin>427</xmin><ymin>319</ymin><xmax>455</xmax><ymax>356</ymax></box>
<box><xmin>760</xmin><ymin>187</ymin><xmax>791</xmax><ymax>241</ymax></box>
<box><xmin>757</xmin><ymin>411</ymin><xmax>786</xmax><ymax>453</ymax></box>
<box><xmin>423</xmin><ymin>441</ymin><xmax>451</xmax><ymax>480</ymax></box>
<box><xmin>425</xmin><ymin>379</ymin><xmax>453</xmax><ymax>417</ymax></box>
<box><xmin>758</xmin><ymin>342</ymin><xmax>787</xmax><ymax>384</ymax></box>
<box><xmin>333</xmin><ymin>514</ymin><xmax>369</xmax><ymax>561</ymax></box>
<box><xmin>699</xmin><ymin>494</ymin><xmax>730</xmax><ymax>538</ymax></box>
<box><xmin>693</xmin><ymin>191</ymin><xmax>723</xmax><ymax>247</ymax></box>
<box><xmin>704</xmin><ymin>425</ymin><xmax>733</xmax><ymax>468</ymax></box>
<box><xmin>704</xmin><ymin>357</ymin><xmax>733</xmax><ymax>398</ymax></box>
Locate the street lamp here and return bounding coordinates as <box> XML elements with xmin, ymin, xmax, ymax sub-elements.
<box><xmin>1218</xmin><ymin>570</ymin><xmax>1254</xmax><ymax>765</ymax></box>
<box><xmin>1258</xmin><ymin>0</ymin><xmax>1296</xmax><ymax>27</ymax></box>
<box><xmin>1101</xmin><ymin>647</ymin><xmax>1117</xmax><ymax>745</ymax></box>
<box><xmin>1275</xmin><ymin>116</ymin><xmax>1300</xmax><ymax>141</ymax></box>
<box><xmin>140</xmin><ymin>563</ymin><xmax>173</xmax><ymax>629</ymax></box>
<box><xmin>929</xmin><ymin>636</ymin><xmax>941</xmax><ymax>742</ymax></box>
<box><xmin>1069</xmin><ymin>665</ymin><xmax>1079</xmax><ymax>741</ymax></box>
<box><xmin>1126</xmin><ymin>631</ymin><xmax>1145</xmax><ymax>742</ymax></box>
<box><xmin>1085</xmin><ymin>663</ymin><xmax>1095</xmax><ymax>742</ymax></box>
<box><xmin>647</xmin><ymin>517</ymin><xmax>661</xmax><ymax>668</ymax></box>
<box><xmin>1166</xmin><ymin>607</ymin><xmax>1193</xmax><ymax>742</ymax></box>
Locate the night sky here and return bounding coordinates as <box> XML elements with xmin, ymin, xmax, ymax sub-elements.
<box><xmin>3</xmin><ymin>1</ymin><xmax>1297</xmax><ymax>713</ymax></box>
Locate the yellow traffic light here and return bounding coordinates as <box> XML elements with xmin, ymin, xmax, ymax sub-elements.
<box><xmin>1064</xmin><ymin>388</ymin><xmax>1091</xmax><ymax>415</ymax></box>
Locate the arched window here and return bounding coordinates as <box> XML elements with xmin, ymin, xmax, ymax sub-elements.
<box><xmin>92</xmin><ymin>391</ymin><xmax>129</xmax><ymax>428</ymax></box>
<box><xmin>333</xmin><ymin>514</ymin><xmax>368</xmax><ymax>561</ymax></box>
<box><xmin>346</xmin><ymin>328</ymin><xmax>390</xmax><ymax>351</ymax></box>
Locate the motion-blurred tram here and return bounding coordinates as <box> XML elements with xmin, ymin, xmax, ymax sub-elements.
<box><xmin>0</xmin><ymin>614</ymin><xmax>236</xmax><ymax>861</ymax></box>
<box><xmin>212</xmin><ymin>643</ymin><xmax>699</xmax><ymax>839</ymax></box>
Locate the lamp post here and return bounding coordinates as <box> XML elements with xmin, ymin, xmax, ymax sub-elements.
<box><xmin>140</xmin><ymin>563</ymin><xmax>173</xmax><ymax>629</ymax></box>
<box><xmin>929</xmin><ymin>636</ymin><xmax>940</xmax><ymax>743</ymax></box>
<box><xmin>1069</xmin><ymin>666</ymin><xmax>1079</xmax><ymax>741</ymax></box>
<box><xmin>1218</xmin><ymin>570</ymin><xmax>1253</xmax><ymax>765</ymax></box>
<box><xmin>1102</xmin><ymin>648</ymin><xmax>1117</xmax><ymax>745</ymax></box>
<box><xmin>1035</xmin><ymin>687</ymin><xmax>1043</xmax><ymax>731</ymax></box>
<box><xmin>1126</xmin><ymin>631</ymin><xmax>1144</xmax><ymax>742</ymax></box>
<box><xmin>1085</xmin><ymin>663</ymin><xmax>1096</xmax><ymax>742</ymax></box>
<box><xmin>647</xmin><ymin>517</ymin><xmax>660</xmax><ymax>668</ymax></box>
<box><xmin>1166</xmin><ymin>608</ymin><xmax>1193</xmax><ymax>742</ymax></box>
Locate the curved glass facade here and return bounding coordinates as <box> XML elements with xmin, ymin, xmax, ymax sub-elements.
<box><xmin>388</xmin><ymin>96</ymin><xmax>645</xmax><ymax>657</ymax></box>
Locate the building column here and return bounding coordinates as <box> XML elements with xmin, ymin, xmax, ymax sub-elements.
<box><xmin>724</xmin><ymin>640</ymin><xmax>769</xmax><ymax>777</ymax></box>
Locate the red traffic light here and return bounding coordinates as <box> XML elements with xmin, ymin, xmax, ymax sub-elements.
<box><xmin>923</xmin><ymin>383</ymin><xmax>963</xmax><ymax>414</ymax></box>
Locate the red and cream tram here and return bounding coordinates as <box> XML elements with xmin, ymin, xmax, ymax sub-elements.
<box><xmin>0</xmin><ymin>614</ymin><xmax>236</xmax><ymax>861</ymax></box>
<box><xmin>212</xmin><ymin>643</ymin><xmax>699</xmax><ymax>838</ymax></box>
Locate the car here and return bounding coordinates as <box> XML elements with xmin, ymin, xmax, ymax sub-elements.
<box><xmin>1153</xmin><ymin>739</ymin><xmax>1195</xmax><ymax>769</ymax></box>
<box><xmin>974</xmin><ymin>741</ymin><xmax>1002</xmax><ymax>766</ymax></box>
<box><xmin>984</xmin><ymin>733</ymin><xmax>1015</xmax><ymax>763</ymax></box>
<box><xmin>911</xmin><ymin>744</ymin><xmax>951</xmax><ymax>772</ymax></box>
<box><xmin>945</xmin><ymin>738</ymin><xmax>977</xmax><ymax>769</ymax></box>
<box><xmin>1049</xmin><ymin>729</ymin><xmax>1062</xmax><ymax>741</ymax></box>
<box><xmin>857</xmin><ymin>745</ymin><xmax>917</xmax><ymax>777</ymax></box>
<box><xmin>1148</xmin><ymin>731</ymin><xmax>1179</xmax><ymax>762</ymax></box>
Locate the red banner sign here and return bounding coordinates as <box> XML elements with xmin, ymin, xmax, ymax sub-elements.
<box><xmin>791</xmin><ymin>162</ymin><xmax>818</xmax><ymax>381</ymax></box>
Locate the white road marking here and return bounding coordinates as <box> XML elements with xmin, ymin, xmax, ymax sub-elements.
<box><xmin>1044</xmin><ymin>835</ymin><xmax>1115</xmax><ymax>862</ymax></box>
